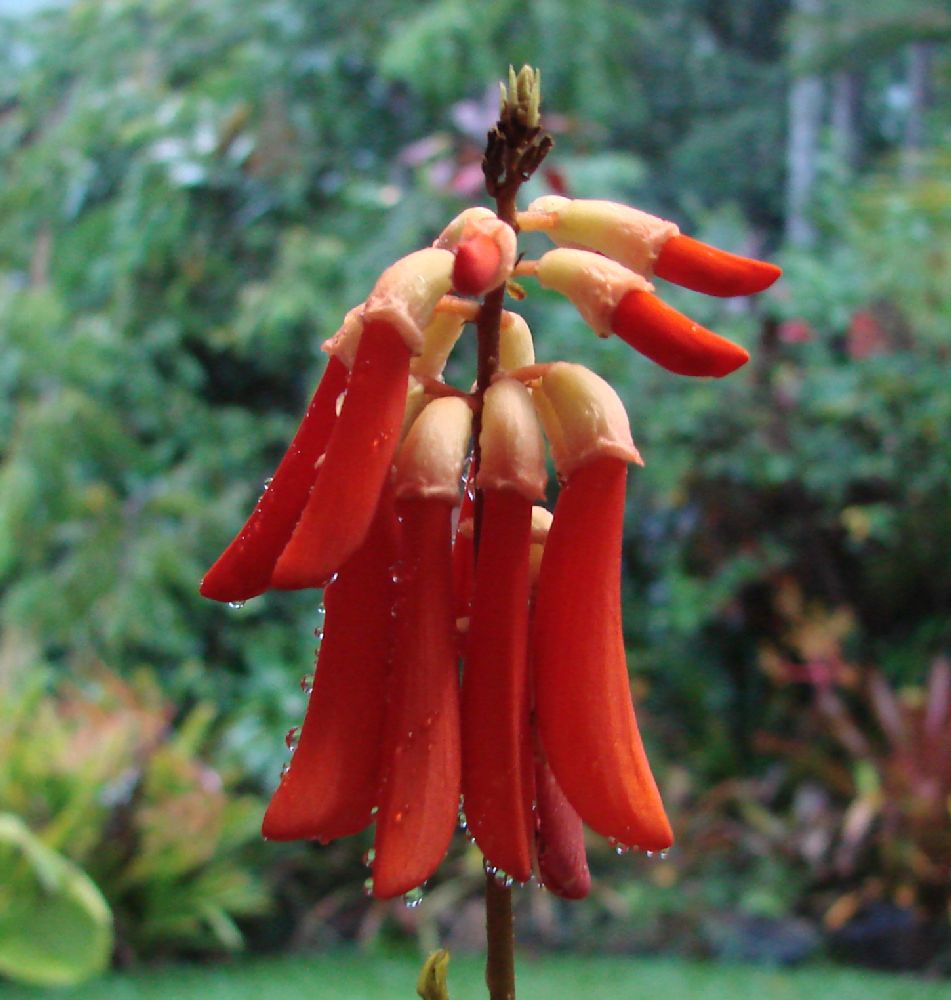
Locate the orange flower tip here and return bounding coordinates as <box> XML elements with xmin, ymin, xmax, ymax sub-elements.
<box><xmin>611</xmin><ymin>289</ymin><xmax>749</xmax><ymax>378</ymax></box>
<box><xmin>536</xmin><ymin>247</ymin><xmax>652</xmax><ymax>336</ymax></box>
<box><xmin>534</xmin><ymin>363</ymin><xmax>641</xmax><ymax>478</ymax></box>
<box><xmin>393</xmin><ymin>396</ymin><xmax>473</xmax><ymax>503</ymax></box>
<box><xmin>654</xmin><ymin>234</ymin><xmax>782</xmax><ymax>297</ymax></box>
<box><xmin>452</xmin><ymin>234</ymin><xmax>503</xmax><ymax>297</ymax></box>
<box><xmin>523</xmin><ymin>196</ymin><xmax>679</xmax><ymax>276</ymax></box>
<box><xmin>362</xmin><ymin>248</ymin><xmax>455</xmax><ymax>355</ymax></box>
<box><xmin>476</xmin><ymin>378</ymin><xmax>547</xmax><ymax>499</ymax></box>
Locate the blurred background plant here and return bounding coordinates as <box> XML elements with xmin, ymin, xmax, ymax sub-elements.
<box><xmin>0</xmin><ymin>0</ymin><xmax>949</xmax><ymax>985</ymax></box>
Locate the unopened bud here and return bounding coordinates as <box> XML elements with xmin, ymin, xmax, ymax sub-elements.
<box><xmin>392</xmin><ymin>396</ymin><xmax>473</xmax><ymax>503</ymax></box>
<box><xmin>499</xmin><ymin>312</ymin><xmax>535</xmax><ymax>371</ymax></box>
<box><xmin>363</xmin><ymin>248</ymin><xmax>455</xmax><ymax>355</ymax></box>
<box><xmin>477</xmin><ymin>378</ymin><xmax>547</xmax><ymax>500</ymax></box>
<box><xmin>410</xmin><ymin>312</ymin><xmax>467</xmax><ymax>380</ymax></box>
<box><xmin>534</xmin><ymin>363</ymin><xmax>641</xmax><ymax>478</ymax></box>
<box><xmin>536</xmin><ymin>248</ymin><xmax>652</xmax><ymax>337</ymax></box>
<box><xmin>521</xmin><ymin>196</ymin><xmax>679</xmax><ymax>276</ymax></box>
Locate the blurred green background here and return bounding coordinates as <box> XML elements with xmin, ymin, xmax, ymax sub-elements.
<box><xmin>1</xmin><ymin>0</ymin><xmax>949</xmax><ymax>990</ymax></box>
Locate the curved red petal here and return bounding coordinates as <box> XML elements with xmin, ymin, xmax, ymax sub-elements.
<box><xmin>372</xmin><ymin>499</ymin><xmax>461</xmax><ymax>899</ymax></box>
<box><xmin>610</xmin><ymin>288</ymin><xmax>749</xmax><ymax>378</ymax></box>
<box><xmin>533</xmin><ymin>457</ymin><xmax>672</xmax><ymax>852</ymax></box>
<box><xmin>452</xmin><ymin>233</ymin><xmax>503</xmax><ymax>297</ymax></box>
<box><xmin>533</xmin><ymin>726</ymin><xmax>591</xmax><ymax>899</ymax></box>
<box><xmin>272</xmin><ymin>320</ymin><xmax>410</xmax><ymax>589</ymax></box>
<box><xmin>462</xmin><ymin>490</ymin><xmax>535</xmax><ymax>883</ymax></box>
<box><xmin>452</xmin><ymin>481</ymin><xmax>475</xmax><ymax>622</ymax></box>
<box><xmin>654</xmin><ymin>233</ymin><xmax>782</xmax><ymax>297</ymax></box>
<box><xmin>200</xmin><ymin>356</ymin><xmax>348</xmax><ymax>602</ymax></box>
<box><xmin>261</xmin><ymin>486</ymin><xmax>398</xmax><ymax>842</ymax></box>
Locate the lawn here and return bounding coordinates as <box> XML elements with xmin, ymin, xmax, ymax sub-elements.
<box><xmin>2</xmin><ymin>952</ymin><xmax>946</xmax><ymax>1000</ymax></box>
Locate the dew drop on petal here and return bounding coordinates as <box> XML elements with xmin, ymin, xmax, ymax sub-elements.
<box><xmin>363</xmin><ymin>877</ymin><xmax>374</xmax><ymax>897</ymax></box>
<box><xmin>299</xmin><ymin>674</ymin><xmax>314</xmax><ymax>695</ymax></box>
<box><xmin>279</xmin><ymin>762</ymin><xmax>290</xmax><ymax>779</ymax></box>
<box><xmin>403</xmin><ymin>886</ymin><xmax>424</xmax><ymax>909</ymax></box>
<box><xmin>228</xmin><ymin>600</ymin><xmax>246</xmax><ymax>610</ymax></box>
<box><xmin>284</xmin><ymin>726</ymin><xmax>300</xmax><ymax>751</ymax></box>
<box><xmin>370</xmin><ymin>805</ymin><xmax>379</xmax><ymax>817</ymax></box>
<box><xmin>362</xmin><ymin>848</ymin><xmax>376</xmax><ymax>868</ymax></box>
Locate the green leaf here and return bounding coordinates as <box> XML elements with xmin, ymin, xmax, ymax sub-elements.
<box><xmin>0</xmin><ymin>813</ymin><xmax>113</xmax><ymax>986</ymax></box>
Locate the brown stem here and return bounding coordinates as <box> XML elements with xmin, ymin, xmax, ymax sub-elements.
<box><xmin>471</xmin><ymin>71</ymin><xmax>552</xmax><ymax>1000</ymax></box>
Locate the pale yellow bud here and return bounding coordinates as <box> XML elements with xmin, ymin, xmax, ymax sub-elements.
<box><xmin>536</xmin><ymin>248</ymin><xmax>653</xmax><ymax>337</ymax></box>
<box><xmin>533</xmin><ymin>362</ymin><xmax>641</xmax><ymax>478</ymax></box>
<box><xmin>521</xmin><ymin>196</ymin><xmax>679</xmax><ymax>275</ymax></box>
<box><xmin>410</xmin><ymin>312</ymin><xmax>467</xmax><ymax>380</ymax></box>
<box><xmin>392</xmin><ymin>396</ymin><xmax>473</xmax><ymax>503</ymax></box>
<box><xmin>499</xmin><ymin>312</ymin><xmax>535</xmax><ymax>370</ymax></box>
<box><xmin>362</xmin><ymin>248</ymin><xmax>455</xmax><ymax>354</ymax></box>
<box><xmin>477</xmin><ymin>378</ymin><xmax>547</xmax><ymax>500</ymax></box>
<box><xmin>433</xmin><ymin>208</ymin><xmax>498</xmax><ymax>250</ymax></box>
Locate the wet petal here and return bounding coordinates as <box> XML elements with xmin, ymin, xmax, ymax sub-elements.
<box><xmin>462</xmin><ymin>489</ymin><xmax>535</xmax><ymax>883</ymax></box>
<box><xmin>372</xmin><ymin>499</ymin><xmax>461</xmax><ymax>899</ymax></box>
<box><xmin>654</xmin><ymin>234</ymin><xmax>781</xmax><ymax>297</ymax></box>
<box><xmin>610</xmin><ymin>288</ymin><xmax>749</xmax><ymax>378</ymax></box>
<box><xmin>533</xmin><ymin>457</ymin><xmax>672</xmax><ymax>852</ymax></box>
<box><xmin>272</xmin><ymin>320</ymin><xmax>410</xmax><ymax>589</ymax></box>
<box><xmin>262</xmin><ymin>486</ymin><xmax>398</xmax><ymax>842</ymax></box>
<box><xmin>200</xmin><ymin>356</ymin><xmax>348</xmax><ymax>603</ymax></box>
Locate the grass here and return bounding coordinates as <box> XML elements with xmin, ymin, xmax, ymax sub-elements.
<box><xmin>1</xmin><ymin>951</ymin><xmax>947</xmax><ymax>1000</ymax></box>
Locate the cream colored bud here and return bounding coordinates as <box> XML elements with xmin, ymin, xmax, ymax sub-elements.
<box><xmin>530</xmin><ymin>505</ymin><xmax>553</xmax><ymax>542</ymax></box>
<box><xmin>392</xmin><ymin>396</ymin><xmax>473</xmax><ymax>503</ymax></box>
<box><xmin>533</xmin><ymin>362</ymin><xmax>641</xmax><ymax>477</ymax></box>
<box><xmin>433</xmin><ymin>208</ymin><xmax>498</xmax><ymax>251</ymax></box>
<box><xmin>362</xmin><ymin>248</ymin><xmax>455</xmax><ymax>355</ymax></box>
<box><xmin>499</xmin><ymin>312</ymin><xmax>535</xmax><ymax>370</ymax></box>
<box><xmin>410</xmin><ymin>311</ymin><xmax>467</xmax><ymax>380</ymax></box>
<box><xmin>536</xmin><ymin>248</ymin><xmax>653</xmax><ymax>337</ymax></box>
<box><xmin>477</xmin><ymin>378</ymin><xmax>547</xmax><ymax>500</ymax></box>
<box><xmin>321</xmin><ymin>303</ymin><xmax>364</xmax><ymax>369</ymax></box>
<box><xmin>522</xmin><ymin>196</ymin><xmax>679</xmax><ymax>276</ymax></box>
<box><xmin>400</xmin><ymin>378</ymin><xmax>429</xmax><ymax>440</ymax></box>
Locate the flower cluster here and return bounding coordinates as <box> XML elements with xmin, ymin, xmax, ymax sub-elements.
<box><xmin>201</xmin><ymin>197</ymin><xmax>779</xmax><ymax>901</ymax></box>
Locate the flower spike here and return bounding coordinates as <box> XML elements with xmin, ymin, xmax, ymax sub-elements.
<box><xmin>199</xmin><ymin>355</ymin><xmax>348</xmax><ymax>603</ymax></box>
<box><xmin>262</xmin><ymin>485</ymin><xmax>398</xmax><ymax>842</ymax></box>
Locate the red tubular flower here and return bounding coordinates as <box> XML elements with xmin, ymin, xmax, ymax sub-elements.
<box><xmin>462</xmin><ymin>379</ymin><xmax>547</xmax><ymax>883</ymax></box>
<box><xmin>370</xmin><ymin>395</ymin><xmax>471</xmax><ymax>899</ymax></box>
<box><xmin>453</xmin><ymin>234</ymin><xmax>504</xmax><ymax>297</ymax></box>
<box><xmin>271</xmin><ymin>319</ymin><xmax>411</xmax><ymax>589</ymax></box>
<box><xmin>372</xmin><ymin>497</ymin><xmax>461</xmax><ymax>899</ymax></box>
<box><xmin>520</xmin><ymin>195</ymin><xmax>781</xmax><ymax>298</ymax></box>
<box><xmin>532</xmin><ymin>364</ymin><xmax>672</xmax><ymax>852</ymax></box>
<box><xmin>536</xmin><ymin>247</ymin><xmax>749</xmax><ymax>379</ymax></box>
<box><xmin>199</xmin><ymin>355</ymin><xmax>348</xmax><ymax>603</ymax></box>
<box><xmin>261</xmin><ymin>484</ymin><xmax>398</xmax><ymax>842</ymax></box>
<box><xmin>610</xmin><ymin>288</ymin><xmax>749</xmax><ymax>377</ymax></box>
<box><xmin>654</xmin><ymin>234</ymin><xmax>781</xmax><ymax>297</ymax></box>
<box><xmin>533</xmin><ymin>735</ymin><xmax>591</xmax><ymax>899</ymax></box>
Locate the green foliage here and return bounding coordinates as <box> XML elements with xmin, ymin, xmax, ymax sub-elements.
<box><xmin>0</xmin><ymin>664</ymin><xmax>271</xmax><ymax>961</ymax></box>
<box><xmin>0</xmin><ymin>813</ymin><xmax>113</xmax><ymax>987</ymax></box>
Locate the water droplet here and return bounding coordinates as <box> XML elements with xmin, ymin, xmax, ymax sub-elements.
<box><xmin>645</xmin><ymin>850</ymin><xmax>655</xmax><ymax>859</ymax></box>
<box><xmin>362</xmin><ymin>848</ymin><xmax>376</xmax><ymax>868</ymax></box>
<box><xmin>608</xmin><ymin>837</ymin><xmax>630</xmax><ymax>856</ymax></box>
<box><xmin>228</xmin><ymin>600</ymin><xmax>246</xmax><ymax>610</ymax></box>
<box><xmin>313</xmin><ymin>627</ymin><xmax>325</xmax><ymax>642</ymax></box>
<box><xmin>299</xmin><ymin>674</ymin><xmax>314</xmax><ymax>695</ymax></box>
<box><xmin>483</xmin><ymin>860</ymin><xmax>497</xmax><ymax>877</ymax></box>
<box><xmin>370</xmin><ymin>805</ymin><xmax>379</xmax><ymax>816</ymax></box>
<box><xmin>315</xmin><ymin>605</ymin><xmax>326</xmax><ymax>624</ymax></box>
<box><xmin>280</xmin><ymin>762</ymin><xmax>290</xmax><ymax>779</ymax></box>
<box><xmin>458</xmin><ymin>808</ymin><xmax>467</xmax><ymax>831</ymax></box>
<box><xmin>403</xmin><ymin>886</ymin><xmax>424</xmax><ymax>909</ymax></box>
<box><xmin>393</xmin><ymin>809</ymin><xmax>405</xmax><ymax>824</ymax></box>
<box><xmin>284</xmin><ymin>726</ymin><xmax>300</xmax><ymax>751</ymax></box>
<box><xmin>363</xmin><ymin>877</ymin><xmax>374</xmax><ymax>897</ymax></box>
<box><xmin>262</xmin><ymin>477</ymin><xmax>273</xmax><ymax>491</ymax></box>
<box><xmin>658</xmin><ymin>849</ymin><xmax>670</xmax><ymax>861</ymax></box>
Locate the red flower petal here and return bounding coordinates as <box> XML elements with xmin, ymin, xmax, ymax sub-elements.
<box><xmin>200</xmin><ymin>356</ymin><xmax>348</xmax><ymax>603</ymax></box>
<box><xmin>654</xmin><ymin>233</ymin><xmax>781</xmax><ymax>298</ymax></box>
<box><xmin>462</xmin><ymin>489</ymin><xmax>535</xmax><ymax>883</ymax></box>
<box><xmin>261</xmin><ymin>486</ymin><xmax>398</xmax><ymax>842</ymax></box>
<box><xmin>533</xmin><ymin>457</ymin><xmax>672</xmax><ymax>852</ymax></box>
<box><xmin>272</xmin><ymin>320</ymin><xmax>410</xmax><ymax>589</ymax></box>
<box><xmin>372</xmin><ymin>499</ymin><xmax>461</xmax><ymax>899</ymax></box>
<box><xmin>533</xmin><ymin>725</ymin><xmax>591</xmax><ymax>899</ymax></box>
<box><xmin>452</xmin><ymin>483</ymin><xmax>475</xmax><ymax>623</ymax></box>
<box><xmin>610</xmin><ymin>288</ymin><xmax>749</xmax><ymax>378</ymax></box>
